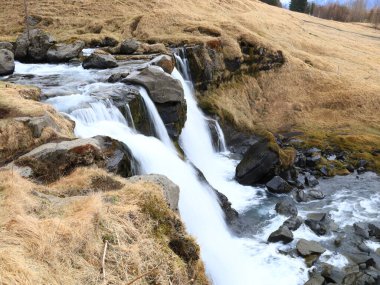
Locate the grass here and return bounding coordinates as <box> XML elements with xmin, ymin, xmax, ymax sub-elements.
<box><xmin>0</xmin><ymin>167</ymin><xmax>209</xmax><ymax>285</ymax></box>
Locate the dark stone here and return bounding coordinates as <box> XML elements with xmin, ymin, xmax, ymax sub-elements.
<box><xmin>368</xmin><ymin>223</ymin><xmax>380</xmax><ymax>239</ymax></box>
<box><xmin>320</xmin><ymin>166</ymin><xmax>329</xmax><ymax>176</ymax></box>
<box><xmin>0</xmin><ymin>49</ymin><xmax>15</xmax><ymax>76</ymax></box>
<box><xmin>283</xmin><ymin>216</ymin><xmax>303</xmax><ymax>231</ymax></box>
<box><xmin>305</xmin><ymin>173</ymin><xmax>319</xmax><ymax>187</ymax></box>
<box><xmin>275</xmin><ymin>198</ymin><xmax>298</xmax><ymax>216</ymax></box>
<box><xmin>343</xmin><ymin>272</ymin><xmax>377</xmax><ymax>285</ymax></box>
<box><xmin>321</xmin><ymin>263</ymin><xmax>346</xmax><ymax>284</ymax></box>
<box><xmin>358</xmin><ymin>159</ymin><xmax>368</xmax><ymax>168</ymax></box>
<box><xmin>107</xmin><ymin>72</ymin><xmax>130</xmax><ymax>83</ymax></box>
<box><xmin>151</xmin><ymin>54</ymin><xmax>175</xmax><ymax>74</ymax></box>
<box><xmin>215</xmin><ymin>190</ymin><xmax>239</xmax><ymax>224</ymax></box>
<box><xmin>266</xmin><ymin>176</ymin><xmax>293</xmax><ymax>194</ymax></box>
<box><xmin>101</xmin><ymin>36</ymin><xmax>119</xmax><ymax>47</ymax></box>
<box><xmin>346</xmin><ymin>164</ymin><xmax>355</xmax><ymax>173</ymax></box>
<box><xmin>305</xmin><ymin>213</ymin><xmax>329</xmax><ymax>236</ymax></box>
<box><xmin>354</xmin><ymin>223</ymin><xmax>370</xmax><ymax>239</ymax></box>
<box><xmin>306</xmin><ymin>154</ymin><xmax>322</xmax><ymax>167</ymax></box>
<box><xmin>307</xmin><ymin>189</ymin><xmax>325</xmax><ymax>200</ymax></box>
<box><xmin>296</xmin><ymin>239</ymin><xmax>326</xmax><ymax>256</ymax></box>
<box><xmin>47</xmin><ymin>40</ymin><xmax>85</xmax><ymax>62</ymax></box>
<box><xmin>14</xmin><ymin>29</ymin><xmax>55</xmax><ymax>62</ymax></box>
<box><xmin>295</xmin><ymin>189</ymin><xmax>307</xmax><ymax>202</ymax></box>
<box><xmin>305</xmin><ymin>274</ymin><xmax>325</xmax><ymax>285</ymax></box>
<box><xmin>82</xmin><ymin>51</ymin><xmax>118</xmax><ymax>69</ymax></box>
<box><xmin>235</xmin><ymin>138</ymin><xmax>280</xmax><ymax>185</ymax></box>
<box><xmin>123</xmin><ymin>66</ymin><xmax>187</xmax><ymax>140</ymax></box>
<box><xmin>357</xmin><ymin>167</ymin><xmax>366</xmax><ymax>174</ymax></box>
<box><xmin>268</xmin><ymin>226</ymin><xmax>294</xmax><ymax>244</ymax></box>
<box><xmin>120</xmin><ymin>39</ymin><xmax>140</xmax><ymax>54</ymax></box>
<box><xmin>0</xmin><ymin>42</ymin><xmax>13</xmax><ymax>52</ymax></box>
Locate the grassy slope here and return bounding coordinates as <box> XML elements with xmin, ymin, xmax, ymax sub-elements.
<box><xmin>1</xmin><ymin>0</ymin><xmax>380</xmax><ymax>166</ymax></box>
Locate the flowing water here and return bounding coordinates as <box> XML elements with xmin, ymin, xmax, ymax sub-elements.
<box><xmin>2</xmin><ymin>54</ymin><xmax>380</xmax><ymax>285</ymax></box>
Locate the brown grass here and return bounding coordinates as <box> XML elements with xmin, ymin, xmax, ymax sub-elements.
<box><xmin>0</xmin><ymin>167</ymin><xmax>209</xmax><ymax>285</ymax></box>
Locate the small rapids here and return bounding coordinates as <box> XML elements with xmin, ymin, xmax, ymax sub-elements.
<box><xmin>2</xmin><ymin>55</ymin><xmax>379</xmax><ymax>285</ymax></box>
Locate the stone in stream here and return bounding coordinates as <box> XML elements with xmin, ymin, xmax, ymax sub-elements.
<box><xmin>14</xmin><ymin>29</ymin><xmax>55</xmax><ymax>62</ymax></box>
<box><xmin>107</xmin><ymin>72</ymin><xmax>130</xmax><ymax>83</ymax></box>
<box><xmin>305</xmin><ymin>273</ymin><xmax>325</xmax><ymax>285</ymax></box>
<box><xmin>296</xmin><ymin>239</ymin><xmax>326</xmax><ymax>256</ymax></box>
<box><xmin>343</xmin><ymin>272</ymin><xmax>377</xmax><ymax>285</ymax></box>
<box><xmin>47</xmin><ymin>40</ymin><xmax>85</xmax><ymax>62</ymax></box>
<box><xmin>368</xmin><ymin>223</ymin><xmax>380</xmax><ymax>239</ymax></box>
<box><xmin>354</xmin><ymin>222</ymin><xmax>370</xmax><ymax>239</ymax></box>
<box><xmin>150</xmin><ymin>54</ymin><xmax>175</xmax><ymax>74</ymax></box>
<box><xmin>283</xmin><ymin>216</ymin><xmax>303</xmax><ymax>231</ymax></box>
<box><xmin>0</xmin><ymin>49</ymin><xmax>15</xmax><ymax>76</ymax></box>
<box><xmin>305</xmin><ymin>213</ymin><xmax>330</xmax><ymax>236</ymax></box>
<box><xmin>120</xmin><ymin>38</ymin><xmax>140</xmax><ymax>54</ymax></box>
<box><xmin>305</xmin><ymin>173</ymin><xmax>319</xmax><ymax>187</ymax></box>
<box><xmin>268</xmin><ymin>226</ymin><xmax>294</xmax><ymax>244</ymax></box>
<box><xmin>123</xmin><ymin>66</ymin><xmax>187</xmax><ymax>140</ymax></box>
<box><xmin>266</xmin><ymin>176</ymin><xmax>293</xmax><ymax>194</ymax></box>
<box><xmin>82</xmin><ymin>50</ymin><xmax>118</xmax><ymax>69</ymax></box>
<box><xmin>275</xmin><ymin>197</ymin><xmax>298</xmax><ymax>217</ymax></box>
<box><xmin>321</xmin><ymin>263</ymin><xmax>346</xmax><ymax>284</ymax></box>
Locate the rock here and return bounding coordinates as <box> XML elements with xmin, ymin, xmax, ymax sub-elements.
<box><xmin>129</xmin><ymin>174</ymin><xmax>179</xmax><ymax>211</ymax></box>
<box><xmin>321</xmin><ymin>263</ymin><xmax>346</xmax><ymax>284</ymax></box>
<box><xmin>305</xmin><ymin>173</ymin><xmax>319</xmax><ymax>187</ymax></box>
<box><xmin>123</xmin><ymin>66</ymin><xmax>187</xmax><ymax>140</ymax></box>
<box><xmin>305</xmin><ymin>273</ymin><xmax>325</xmax><ymax>285</ymax></box>
<box><xmin>27</xmin><ymin>15</ymin><xmax>42</xmax><ymax>26</ymax></box>
<box><xmin>82</xmin><ymin>51</ymin><xmax>118</xmax><ymax>69</ymax></box>
<box><xmin>11</xmin><ymin>136</ymin><xmax>135</xmax><ymax>183</ymax></box>
<box><xmin>0</xmin><ymin>49</ymin><xmax>15</xmax><ymax>76</ymax></box>
<box><xmin>140</xmin><ymin>43</ymin><xmax>168</xmax><ymax>54</ymax></box>
<box><xmin>268</xmin><ymin>226</ymin><xmax>294</xmax><ymax>244</ymax></box>
<box><xmin>235</xmin><ymin>138</ymin><xmax>280</xmax><ymax>185</ymax></box>
<box><xmin>320</xmin><ymin>166</ymin><xmax>329</xmax><ymax>176</ymax></box>
<box><xmin>107</xmin><ymin>72</ymin><xmax>130</xmax><ymax>83</ymax></box>
<box><xmin>354</xmin><ymin>222</ymin><xmax>370</xmax><ymax>239</ymax></box>
<box><xmin>295</xmin><ymin>189</ymin><xmax>307</xmax><ymax>202</ymax></box>
<box><xmin>120</xmin><ymin>39</ymin><xmax>140</xmax><ymax>54</ymax></box>
<box><xmin>343</xmin><ymin>272</ymin><xmax>377</xmax><ymax>285</ymax></box>
<box><xmin>368</xmin><ymin>223</ymin><xmax>380</xmax><ymax>239</ymax></box>
<box><xmin>283</xmin><ymin>216</ymin><xmax>303</xmax><ymax>231</ymax></box>
<box><xmin>345</xmin><ymin>253</ymin><xmax>376</xmax><ymax>268</ymax></box>
<box><xmin>307</xmin><ymin>189</ymin><xmax>325</xmax><ymax>200</ymax></box>
<box><xmin>357</xmin><ymin>167</ymin><xmax>366</xmax><ymax>174</ymax></box>
<box><xmin>296</xmin><ymin>239</ymin><xmax>326</xmax><ymax>256</ymax></box>
<box><xmin>14</xmin><ymin>29</ymin><xmax>55</xmax><ymax>62</ymax></box>
<box><xmin>306</xmin><ymin>154</ymin><xmax>321</xmax><ymax>167</ymax></box>
<box><xmin>0</xmin><ymin>42</ymin><xmax>13</xmax><ymax>52</ymax></box>
<box><xmin>275</xmin><ymin>198</ymin><xmax>298</xmax><ymax>216</ymax></box>
<box><xmin>47</xmin><ymin>40</ymin><xmax>85</xmax><ymax>62</ymax></box>
<box><xmin>266</xmin><ymin>176</ymin><xmax>293</xmax><ymax>194</ymax></box>
<box><xmin>305</xmin><ymin>213</ymin><xmax>329</xmax><ymax>236</ymax></box>
<box><xmin>215</xmin><ymin>190</ymin><xmax>239</xmax><ymax>224</ymax></box>
<box><xmin>151</xmin><ymin>54</ymin><xmax>175</xmax><ymax>74</ymax></box>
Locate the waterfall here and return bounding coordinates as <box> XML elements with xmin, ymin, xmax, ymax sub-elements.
<box><xmin>125</xmin><ymin>103</ymin><xmax>136</xmax><ymax>130</ymax></box>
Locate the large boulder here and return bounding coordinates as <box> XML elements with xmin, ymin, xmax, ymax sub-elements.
<box><xmin>47</xmin><ymin>40</ymin><xmax>85</xmax><ymax>62</ymax></box>
<box><xmin>275</xmin><ymin>197</ymin><xmax>298</xmax><ymax>216</ymax></box>
<box><xmin>129</xmin><ymin>174</ymin><xmax>179</xmax><ymax>211</ymax></box>
<box><xmin>235</xmin><ymin>138</ymin><xmax>280</xmax><ymax>185</ymax></box>
<box><xmin>10</xmin><ymin>136</ymin><xmax>135</xmax><ymax>183</ymax></box>
<box><xmin>82</xmin><ymin>51</ymin><xmax>118</xmax><ymax>69</ymax></box>
<box><xmin>14</xmin><ymin>29</ymin><xmax>55</xmax><ymax>62</ymax></box>
<box><xmin>120</xmin><ymin>39</ymin><xmax>140</xmax><ymax>54</ymax></box>
<box><xmin>123</xmin><ymin>66</ymin><xmax>187</xmax><ymax>140</ymax></box>
<box><xmin>0</xmin><ymin>42</ymin><xmax>13</xmax><ymax>52</ymax></box>
<box><xmin>0</xmin><ymin>49</ymin><xmax>15</xmax><ymax>76</ymax></box>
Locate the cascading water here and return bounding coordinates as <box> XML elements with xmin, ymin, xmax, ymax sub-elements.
<box><xmin>5</xmin><ymin>55</ymin><xmax>379</xmax><ymax>285</ymax></box>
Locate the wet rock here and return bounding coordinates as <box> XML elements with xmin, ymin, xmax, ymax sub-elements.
<box><xmin>297</xmin><ymin>239</ymin><xmax>326</xmax><ymax>256</ymax></box>
<box><xmin>107</xmin><ymin>72</ymin><xmax>130</xmax><ymax>83</ymax></box>
<box><xmin>343</xmin><ymin>272</ymin><xmax>377</xmax><ymax>285</ymax></box>
<box><xmin>11</xmin><ymin>136</ymin><xmax>134</xmax><ymax>183</ymax></box>
<box><xmin>129</xmin><ymin>174</ymin><xmax>179</xmax><ymax>211</ymax></box>
<box><xmin>275</xmin><ymin>198</ymin><xmax>298</xmax><ymax>216</ymax></box>
<box><xmin>120</xmin><ymin>39</ymin><xmax>140</xmax><ymax>54</ymax></box>
<box><xmin>123</xmin><ymin>66</ymin><xmax>187</xmax><ymax>140</ymax></box>
<box><xmin>0</xmin><ymin>42</ymin><xmax>13</xmax><ymax>52</ymax></box>
<box><xmin>305</xmin><ymin>273</ymin><xmax>325</xmax><ymax>285</ymax></box>
<box><xmin>305</xmin><ymin>173</ymin><xmax>319</xmax><ymax>187</ymax></box>
<box><xmin>345</xmin><ymin>253</ymin><xmax>376</xmax><ymax>268</ymax></box>
<box><xmin>307</xmin><ymin>189</ymin><xmax>325</xmax><ymax>200</ymax></box>
<box><xmin>346</xmin><ymin>164</ymin><xmax>355</xmax><ymax>173</ymax></box>
<box><xmin>321</xmin><ymin>263</ymin><xmax>346</xmax><ymax>284</ymax></box>
<box><xmin>305</xmin><ymin>213</ymin><xmax>329</xmax><ymax>236</ymax></box>
<box><xmin>266</xmin><ymin>176</ymin><xmax>293</xmax><ymax>194</ymax></box>
<box><xmin>215</xmin><ymin>190</ymin><xmax>239</xmax><ymax>224</ymax></box>
<box><xmin>47</xmin><ymin>40</ymin><xmax>85</xmax><ymax>62</ymax></box>
<box><xmin>268</xmin><ymin>226</ymin><xmax>294</xmax><ymax>244</ymax></box>
<box><xmin>354</xmin><ymin>222</ymin><xmax>370</xmax><ymax>239</ymax></box>
<box><xmin>357</xmin><ymin>167</ymin><xmax>366</xmax><ymax>174</ymax></box>
<box><xmin>168</xmin><ymin>235</ymin><xmax>199</xmax><ymax>262</ymax></box>
<box><xmin>151</xmin><ymin>54</ymin><xmax>175</xmax><ymax>74</ymax></box>
<box><xmin>0</xmin><ymin>49</ymin><xmax>15</xmax><ymax>76</ymax></box>
<box><xmin>82</xmin><ymin>51</ymin><xmax>118</xmax><ymax>69</ymax></box>
<box><xmin>368</xmin><ymin>223</ymin><xmax>380</xmax><ymax>239</ymax></box>
<box><xmin>283</xmin><ymin>216</ymin><xmax>303</xmax><ymax>231</ymax></box>
<box><xmin>14</xmin><ymin>29</ymin><xmax>55</xmax><ymax>62</ymax></box>
<box><xmin>235</xmin><ymin>138</ymin><xmax>280</xmax><ymax>185</ymax></box>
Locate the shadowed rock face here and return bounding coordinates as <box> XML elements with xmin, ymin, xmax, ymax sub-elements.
<box><xmin>123</xmin><ymin>66</ymin><xmax>187</xmax><ymax>140</ymax></box>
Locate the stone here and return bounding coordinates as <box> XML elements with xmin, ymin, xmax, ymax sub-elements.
<box><xmin>0</xmin><ymin>49</ymin><xmax>15</xmax><ymax>76</ymax></box>
<box><xmin>268</xmin><ymin>226</ymin><xmax>294</xmax><ymax>244</ymax></box>
<box><xmin>235</xmin><ymin>138</ymin><xmax>280</xmax><ymax>185</ymax></box>
<box><xmin>368</xmin><ymin>223</ymin><xmax>380</xmax><ymax>239</ymax></box>
<box><xmin>305</xmin><ymin>274</ymin><xmax>325</xmax><ymax>285</ymax></box>
<box><xmin>82</xmin><ymin>51</ymin><xmax>118</xmax><ymax>69</ymax></box>
<box><xmin>296</xmin><ymin>239</ymin><xmax>326</xmax><ymax>256</ymax></box>
<box><xmin>107</xmin><ymin>72</ymin><xmax>130</xmax><ymax>83</ymax></box>
<box><xmin>120</xmin><ymin>39</ymin><xmax>140</xmax><ymax>54</ymax></box>
<box><xmin>14</xmin><ymin>29</ymin><xmax>55</xmax><ymax>62</ymax></box>
<box><xmin>266</xmin><ymin>176</ymin><xmax>293</xmax><ymax>194</ymax></box>
<box><xmin>0</xmin><ymin>42</ymin><xmax>13</xmax><ymax>52</ymax></box>
<box><xmin>11</xmin><ymin>136</ymin><xmax>134</xmax><ymax>183</ymax></box>
<box><xmin>307</xmin><ymin>189</ymin><xmax>325</xmax><ymax>200</ymax></box>
<box><xmin>305</xmin><ymin>173</ymin><xmax>319</xmax><ymax>187</ymax></box>
<box><xmin>357</xmin><ymin>167</ymin><xmax>366</xmax><ymax>174</ymax></box>
<box><xmin>283</xmin><ymin>216</ymin><xmax>303</xmax><ymax>231</ymax></box>
<box><xmin>354</xmin><ymin>222</ymin><xmax>370</xmax><ymax>239</ymax></box>
<box><xmin>343</xmin><ymin>272</ymin><xmax>376</xmax><ymax>285</ymax></box>
<box><xmin>215</xmin><ymin>190</ymin><xmax>239</xmax><ymax>224</ymax></box>
<box><xmin>47</xmin><ymin>40</ymin><xmax>85</xmax><ymax>62</ymax></box>
<box><xmin>321</xmin><ymin>263</ymin><xmax>346</xmax><ymax>284</ymax></box>
<box><xmin>129</xmin><ymin>174</ymin><xmax>179</xmax><ymax>211</ymax></box>
<box><xmin>123</xmin><ymin>66</ymin><xmax>187</xmax><ymax>140</ymax></box>
<box><xmin>151</xmin><ymin>54</ymin><xmax>175</xmax><ymax>74</ymax></box>
<box><xmin>275</xmin><ymin>198</ymin><xmax>298</xmax><ymax>217</ymax></box>
<box><xmin>305</xmin><ymin>213</ymin><xmax>329</xmax><ymax>236</ymax></box>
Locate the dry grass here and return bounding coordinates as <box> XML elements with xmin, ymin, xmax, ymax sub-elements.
<box><xmin>0</xmin><ymin>82</ymin><xmax>75</xmax><ymax>164</ymax></box>
<box><xmin>0</xmin><ymin>167</ymin><xmax>209</xmax><ymax>285</ymax></box>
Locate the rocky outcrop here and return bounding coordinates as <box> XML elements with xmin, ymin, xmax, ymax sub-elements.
<box><xmin>14</xmin><ymin>29</ymin><xmax>55</xmax><ymax>62</ymax></box>
<box><xmin>47</xmin><ymin>40</ymin><xmax>85</xmax><ymax>62</ymax></box>
<box><xmin>82</xmin><ymin>50</ymin><xmax>118</xmax><ymax>69</ymax></box>
<box><xmin>0</xmin><ymin>49</ymin><xmax>15</xmax><ymax>76</ymax></box>
<box><xmin>235</xmin><ymin>138</ymin><xmax>280</xmax><ymax>185</ymax></box>
<box><xmin>10</xmin><ymin>136</ymin><xmax>135</xmax><ymax>183</ymax></box>
<box><xmin>123</xmin><ymin>66</ymin><xmax>187</xmax><ymax>140</ymax></box>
